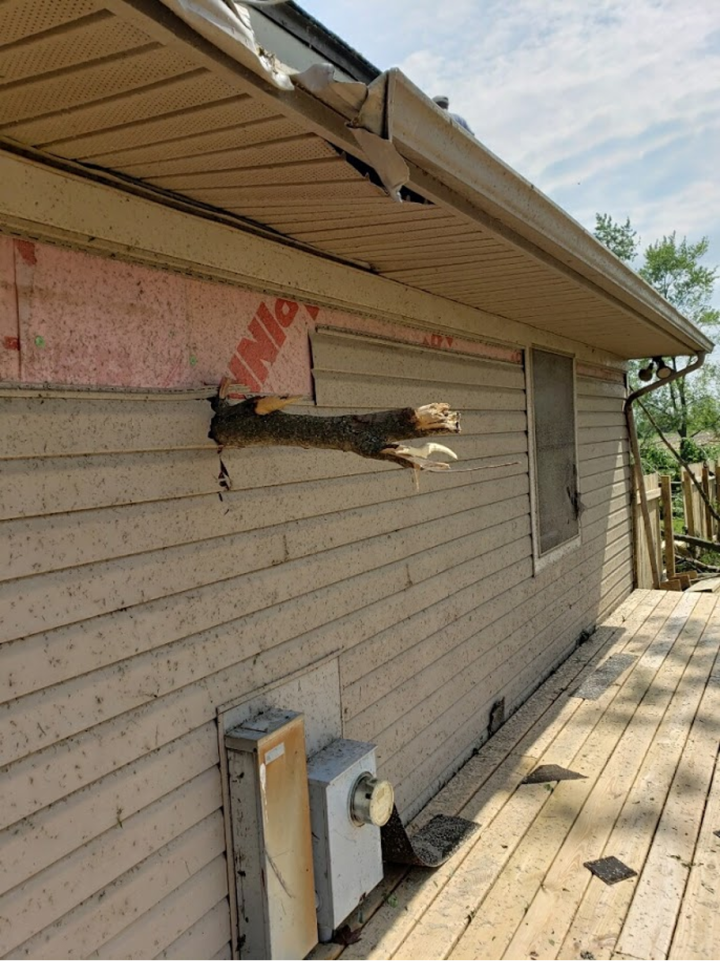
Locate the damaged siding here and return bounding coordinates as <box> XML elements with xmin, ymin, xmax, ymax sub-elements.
<box><xmin>314</xmin><ymin>335</ymin><xmax>632</xmax><ymax>818</ymax></box>
<box><xmin>0</xmin><ymin>266</ymin><xmax>631</xmax><ymax>959</ymax></box>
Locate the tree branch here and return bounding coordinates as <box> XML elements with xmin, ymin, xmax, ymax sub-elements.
<box><xmin>209</xmin><ymin>391</ymin><xmax>462</xmax><ymax>470</ymax></box>
<box><xmin>638</xmin><ymin>399</ymin><xmax>720</xmax><ymax>526</ymax></box>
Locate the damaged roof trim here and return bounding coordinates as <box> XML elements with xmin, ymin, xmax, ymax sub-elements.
<box><xmin>381</xmin><ymin>70</ymin><xmax>713</xmax><ymax>356</ymax></box>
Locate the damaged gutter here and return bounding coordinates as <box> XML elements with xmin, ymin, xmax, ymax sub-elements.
<box><xmin>129</xmin><ymin>2</ymin><xmax>712</xmax><ymax>357</ymax></box>
<box><xmin>365</xmin><ymin>70</ymin><xmax>713</xmax><ymax>357</ymax></box>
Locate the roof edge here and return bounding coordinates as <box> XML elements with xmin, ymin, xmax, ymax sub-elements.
<box><xmin>384</xmin><ymin>70</ymin><xmax>713</xmax><ymax>357</ymax></box>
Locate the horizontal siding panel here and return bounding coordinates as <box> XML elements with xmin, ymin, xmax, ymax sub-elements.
<box><xmin>0</xmin><ymin>483</ymin><xmax>525</xmax><ymax>704</ymax></box>
<box><xmin>312</xmin><ymin>330</ymin><xmax>524</xmax><ymax>388</ymax></box>
<box><xmin>579</xmin><ymin>425</ymin><xmax>629</xmax><ymax>446</ymax></box>
<box><xmin>2</xmin><ymin>511</ymin><xmax>524</xmax><ymax>823</ymax></box>
<box><xmin>2</xmin><ymin>768</ymin><xmax>221</xmax><ymax>954</ymax></box>
<box><xmin>93</xmin><ymin>857</ymin><xmax>228</xmax><ymax>960</ymax></box>
<box><xmin>0</xmin><ymin>396</ymin><xmax>214</xmax><ymax>459</ymax></box>
<box><xmin>1</xmin><ymin>499</ymin><xmax>530</xmax><ymax>767</ymax></box>
<box><xmin>390</xmin><ymin>551</ymin><xmax>633</xmax><ymax>811</ymax></box>
<box><xmin>0</xmin><ymin>525</ymin><xmax>287</xmax><ymax>644</ymax></box>
<box><xmin>341</xmin><ymin>533</ymin><xmax>532</xmax><ymax>713</ymax></box>
<box><xmin>577</xmin><ymin>410</ymin><xmax>627</xmax><ymax>430</ymax></box>
<box><xmin>0</xmin><ymin>449</ymin><xmax>222</xmax><ymax>521</ymax></box>
<box><xmin>581</xmin><ymin>462</ymin><xmax>632</xmax><ymax>496</ymax></box>
<box><xmin>0</xmin><ymin>725</ymin><xmax>217</xmax><ymax>899</ymax></box>
<box><xmin>394</xmin><ymin>569</ymin><xmax>637</xmax><ymax>818</ymax></box>
<box><xmin>14</xmin><ymin>813</ymin><xmax>225</xmax><ymax>960</ymax></box>
<box><xmin>578</xmin><ymin>439</ymin><xmax>627</xmax><ymax>461</ymax></box>
<box><xmin>353</xmin><ymin>533</ymin><xmax>632</xmax><ymax>761</ymax></box>
<box><xmin>313</xmin><ymin>370</ymin><xmax>526</xmax><ymax>410</ymax></box>
<box><xmin>579</xmin><ymin>450</ymin><xmax>631</xmax><ymax>481</ymax></box>
<box><xmin>155</xmin><ymin>898</ymin><xmax>231</xmax><ymax>961</ymax></box>
<box><xmin>0</xmin><ymin>445</ymin><xmax>527</xmax><ymax>577</ymax></box>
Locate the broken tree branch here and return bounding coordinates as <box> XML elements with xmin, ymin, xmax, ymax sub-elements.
<box><xmin>209</xmin><ymin>390</ymin><xmax>461</xmax><ymax>470</ymax></box>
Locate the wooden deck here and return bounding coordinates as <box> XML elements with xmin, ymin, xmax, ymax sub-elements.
<box><xmin>320</xmin><ymin>588</ymin><xmax>720</xmax><ymax>961</ymax></box>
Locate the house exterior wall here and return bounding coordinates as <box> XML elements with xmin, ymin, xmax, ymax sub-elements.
<box><xmin>0</xmin><ymin>176</ymin><xmax>632</xmax><ymax>958</ymax></box>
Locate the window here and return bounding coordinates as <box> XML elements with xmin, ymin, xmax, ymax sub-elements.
<box><xmin>531</xmin><ymin>348</ymin><xmax>580</xmax><ymax>556</ymax></box>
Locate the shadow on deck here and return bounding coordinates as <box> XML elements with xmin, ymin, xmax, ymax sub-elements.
<box><xmin>311</xmin><ymin>588</ymin><xmax>720</xmax><ymax>961</ymax></box>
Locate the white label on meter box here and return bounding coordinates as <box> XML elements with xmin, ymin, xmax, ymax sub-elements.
<box><xmin>265</xmin><ymin>742</ymin><xmax>285</xmax><ymax>764</ymax></box>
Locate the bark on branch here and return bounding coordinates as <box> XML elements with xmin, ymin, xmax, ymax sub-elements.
<box><xmin>209</xmin><ymin>391</ymin><xmax>461</xmax><ymax>470</ymax></box>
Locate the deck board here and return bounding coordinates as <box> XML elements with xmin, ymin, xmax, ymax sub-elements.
<box><xmin>323</xmin><ymin>589</ymin><xmax>720</xmax><ymax>961</ymax></box>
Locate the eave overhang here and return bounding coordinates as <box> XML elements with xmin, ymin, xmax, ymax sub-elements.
<box><xmin>0</xmin><ymin>0</ymin><xmax>712</xmax><ymax>361</ymax></box>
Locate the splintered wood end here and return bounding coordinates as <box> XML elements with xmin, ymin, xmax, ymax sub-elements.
<box><xmin>254</xmin><ymin>395</ymin><xmax>304</xmax><ymax>416</ymax></box>
<box><xmin>414</xmin><ymin>403</ymin><xmax>460</xmax><ymax>433</ymax></box>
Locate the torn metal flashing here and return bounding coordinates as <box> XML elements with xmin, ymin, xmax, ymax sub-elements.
<box><xmin>158</xmin><ymin>0</ymin><xmax>296</xmax><ymax>90</ymax></box>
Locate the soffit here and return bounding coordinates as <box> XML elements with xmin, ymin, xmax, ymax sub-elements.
<box><xmin>0</xmin><ymin>0</ymin><xmax>707</xmax><ymax>359</ymax></box>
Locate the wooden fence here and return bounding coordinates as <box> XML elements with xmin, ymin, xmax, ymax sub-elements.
<box><xmin>634</xmin><ymin>463</ymin><xmax>720</xmax><ymax>589</ymax></box>
<box><xmin>682</xmin><ymin>461</ymin><xmax>720</xmax><ymax>542</ymax></box>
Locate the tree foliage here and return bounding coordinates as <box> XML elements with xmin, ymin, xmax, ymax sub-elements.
<box><xmin>593</xmin><ymin>214</ymin><xmax>640</xmax><ymax>264</ymax></box>
<box><xmin>593</xmin><ymin>214</ymin><xmax>719</xmax><ymax>467</ymax></box>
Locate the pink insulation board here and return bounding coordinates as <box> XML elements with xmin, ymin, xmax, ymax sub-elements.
<box><xmin>2</xmin><ymin>238</ymin><xmax>521</xmax><ymax>392</ymax></box>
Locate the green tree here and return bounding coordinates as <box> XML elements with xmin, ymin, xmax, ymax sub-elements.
<box><xmin>593</xmin><ymin>213</ymin><xmax>640</xmax><ymax>264</ymax></box>
<box><xmin>594</xmin><ymin>216</ymin><xmax>719</xmax><ymax>459</ymax></box>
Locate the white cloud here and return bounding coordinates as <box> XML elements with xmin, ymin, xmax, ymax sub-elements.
<box><xmin>302</xmin><ymin>0</ymin><xmax>720</xmax><ymax>306</ymax></box>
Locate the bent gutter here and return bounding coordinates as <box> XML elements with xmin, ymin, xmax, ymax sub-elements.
<box><xmin>373</xmin><ymin>70</ymin><xmax>713</xmax><ymax>357</ymax></box>
<box><xmin>625</xmin><ymin>352</ymin><xmax>707</xmax><ymax>588</ymax></box>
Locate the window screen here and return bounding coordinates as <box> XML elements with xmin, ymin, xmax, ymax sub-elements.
<box><xmin>532</xmin><ymin>349</ymin><xmax>579</xmax><ymax>555</ymax></box>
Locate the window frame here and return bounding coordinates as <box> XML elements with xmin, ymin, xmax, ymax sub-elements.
<box><xmin>526</xmin><ymin>345</ymin><xmax>582</xmax><ymax>573</ymax></box>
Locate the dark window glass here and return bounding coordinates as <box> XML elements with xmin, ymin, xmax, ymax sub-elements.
<box><xmin>532</xmin><ymin>349</ymin><xmax>579</xmax><ymax>554</ymax></box>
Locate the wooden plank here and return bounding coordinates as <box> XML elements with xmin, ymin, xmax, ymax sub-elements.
<box><xmin>684</xmin><ymin>468</ymin><xmax>697</xmax><ymax>537</ymax></box>
<box><xmin>559</xmin><ymin>595</ymin><xmax>719</xmax><ymax>961</ymax></box>
<box><xmin>337</xmin><ymin>593</ymin><xmax>655</xmax><ymax>961</ymax></box>
<box><xmin>616</xmin><ymin>598</ymin><xmax>720</xmax><ymax>961</ymax></box>
<box><xmin>448</xmin><ymin>593</ymin><xmax>700</xmax><ymax>961</ymax></box>
<box><xmin>702</xmin><ymin>463</ymin><xmax>712</xmax><ymax>540</ymax></box>
<box><xmin>661</xmin><ymin>474</ymin><xmax>676</xmax><ymax>580</ymax></box>
<box><xmin>492</xmin><ymin>594</ymin><xmax>714</xmax><ymax>961</ymax></box>
<box><xmin>1</xmin><ymin>768</ymin><xmax>222</xmax><ymax>953</ymax></box>
<box><xmin>0</xmin><ymin>725</ymin><xmax>217</xmax><ymax>899</ymax></box>
<box><xmin>669</xmin><ymin>677</ymin><xmax>720</xmax><ymax>959</ymax></box>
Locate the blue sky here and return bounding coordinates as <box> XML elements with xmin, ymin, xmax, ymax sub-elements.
<box><xmin>300</xmin><ymin>0</ymin><xmax>720</xmax><ymax>310</ymax></box>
